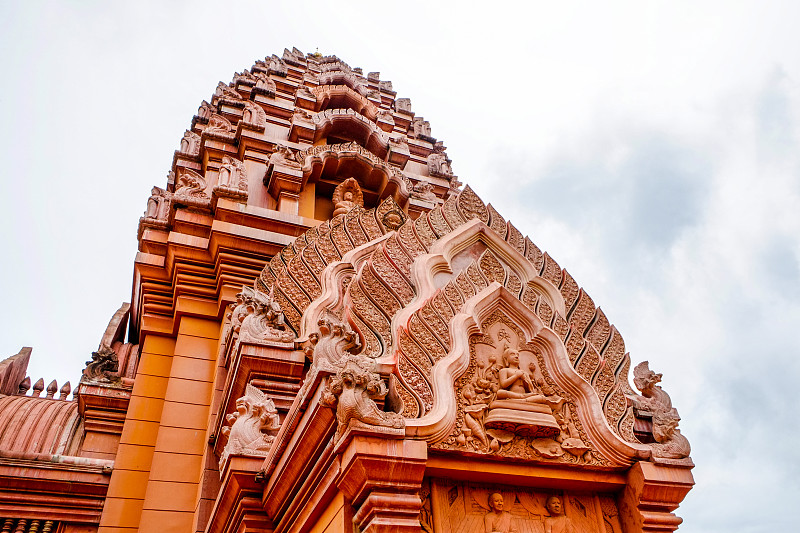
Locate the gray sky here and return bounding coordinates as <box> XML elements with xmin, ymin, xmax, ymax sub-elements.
<box><xmin>1</xmin><ymin>2</ymin><xmax>798</xmax><ymax>531</ymax></box>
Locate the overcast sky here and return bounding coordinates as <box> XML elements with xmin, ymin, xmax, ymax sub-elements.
<box><xmin>1</xmin><ymin>2</ymin><xmax>798</xmax><ymax>531</ymax></box>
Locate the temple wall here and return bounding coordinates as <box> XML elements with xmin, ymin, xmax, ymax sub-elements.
<box><xmin>97</xmin><ymin>335</ymin><xmax>174</xmax><ymax>532</ymax></box>
<box><xmin>98</xmin><ymin>316</ymin><xmax>223</xmax><ymax>533</ymax></box>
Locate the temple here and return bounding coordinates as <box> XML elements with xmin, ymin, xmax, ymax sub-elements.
<box><xmin>0</xmin><ymin>48</ymin><xmax>694</xmax><ymax>533</ymax></box>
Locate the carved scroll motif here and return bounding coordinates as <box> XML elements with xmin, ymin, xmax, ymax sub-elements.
<box><xmin>219</xmin><ymin>383</ymin><xmax>280</xmax><ymax>471</ymax></box>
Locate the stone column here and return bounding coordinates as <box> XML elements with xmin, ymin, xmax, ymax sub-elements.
<box><xmin>618</xmin><ymin>460</ymin><xmax>695</xmax><ymax>533</ymax></box>
<box><xmin>336</xmin><ymin>436</ymin><xmax>427</xmax><ymax>533</ymax></box>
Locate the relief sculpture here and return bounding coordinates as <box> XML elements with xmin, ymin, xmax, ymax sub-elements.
<box><xmin>430</xmin><ymin>480</ymin><xmax>619</xmax><ymax>533</ymax></box>
<box><xmin>444</xmin><ymin>315</ymin><xmax>597</xmax><ymax>464</ymax></box>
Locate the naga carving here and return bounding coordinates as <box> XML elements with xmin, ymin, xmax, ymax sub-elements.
<box><xmin>219</xmin><ymin>383</ymin><xmax>280</xmax><ymax>470</ymax></box>
<box><xmin>83</xmin><ymin>345</ymin><xmax>119</xmax><ymax>382</ymax></box>
<box><xmin>411</xmin><ymin>180</ymin><xmax>438</xmax><ymax>202</ymax></box>
<box><xmin>631</xmin><ymin>361</ymin><xmax>691</xmax><ymax>459</ymax></box>
<box><xmin>306</xmin><ymin>316</ymin><xmax>361</xmax><ymax>372</ymax></box>
<box><xmin>205</xmin><ymin>113</ymin><xmax>235</xmax><ymax>140</ymax></box>
<box><xmin>225</xmin><ymin>286</ymin><xmax>294</xmax><ymax>361</ymax></box>
<box><xmin>174</xmin><ymin>168</ymin><xmax>209</xmax><ymax>207</ymax></box>
<box><xmin>268</xmin><ymin>145</ymin><xmax>302</xmax><ymax>169</ymax></box>
<box><xmin>320</xmin><ymin>355</ymin><xmax>404</xmax><ymax>440</ymax></box>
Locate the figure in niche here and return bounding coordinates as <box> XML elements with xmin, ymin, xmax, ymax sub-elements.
<box><xmin>144</xmin><ymin>187</ymin><xmax>169</xmax><ymax>221</ymax></box>
<box><xmin>484</xmin><ymin>492</ymin><xmax>516</xmax><ymax>533</ymax></box>
<box><xmin>180</xmin><ymin>130</ymin><xmax>200</xmax><ymax>155</ymax></box>
<box><xmin>543</xmin><ymin>496</ymin><xmax>574</xmax><ymax>533</ymax></box>
<box><xmin>332</xmin><ymin>178</ymin><xmax>364</xmax><ymax>217</ymax></box>
<box><xmin>197</xmin><ymin>100</ymin><xmax>213</xmax><ymax>119</ymax></box>
<box><xmin>217</xmin><ymin>156</ymin><xmax>246</xmax><ymax>191</ymax></box>
<box><xmin>484</xmin><ymin>345</ymin><xmax>563</xmax><ymax>438</ymax></box>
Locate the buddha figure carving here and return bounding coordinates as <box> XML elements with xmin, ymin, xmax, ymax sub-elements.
<box><xmin>484</xmin><ymin>492</ymin><xmax>516</xmax><ymax>533</ymax></box>
<box><xmin>332</xmin><ymin>177</ymin><xmax>364</xmax><ymax>217</ymax></box>
<box><xmin>484</xmin><ymin>345</ymin><xmax>563</xmax><ymax>438</ymax></box>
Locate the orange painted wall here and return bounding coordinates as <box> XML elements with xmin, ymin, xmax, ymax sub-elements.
<box><xmin>97</xmin><ymin>336</ymin><xmax>175</xmax><ymax>533</ymax></box>
<box><xmin>136</xmin><ymin>317</ymin><xmax>219</xmax><ymax>533</ymax></box>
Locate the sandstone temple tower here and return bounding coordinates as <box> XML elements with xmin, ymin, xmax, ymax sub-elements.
<box><xmin>0</xmin><ymin>48</ymin><xmax>694</xmax><ymax>533</ymax></box>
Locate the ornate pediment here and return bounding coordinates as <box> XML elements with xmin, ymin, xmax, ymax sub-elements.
<box><xmin>255</xmin><ymin>183</ymin><xmax>687</xmax><ymax>467</ymax></box>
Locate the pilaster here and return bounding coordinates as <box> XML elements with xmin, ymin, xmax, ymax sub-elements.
<box><xmin>335</xmin><ymin>436</ymin><xmax>427</xmax><ymax>533</ymax></box>
<box><xmin>618</xmin><ymin>460</ymin><xmax>695</xmax><ymax>533</ymax></box>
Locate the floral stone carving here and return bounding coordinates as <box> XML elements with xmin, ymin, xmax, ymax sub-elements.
<box><xmin>631</xmin><ymin>361</ymin><xmax>691</xmax><ymax>459</ymax></box>
<box><xmin>320</xmin><ymin>355</ymin><xmax>404</xmax><ymax>440</ymax></box>
<box><xmin>219</xmin><ymin>383</ymin><xmax>280</xmax><ymax>470</ymax></box>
